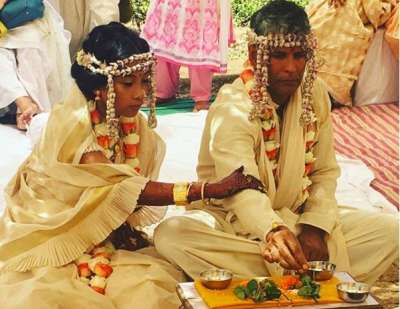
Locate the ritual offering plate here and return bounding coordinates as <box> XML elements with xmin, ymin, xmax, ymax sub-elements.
<box><xmin>308</xmin><ymin>261</ymin><xmax>336</xmax><ymax>281</ymax></box>
<box><xmin>200</xmin><ymin>269</ymin><xmax>233</xmax><ymax>290</ymax></box>
<box><xmin>337</xmin><ymin>282</ymin><xmax>370</xmax><ymax>303</ymax></box>
<box><xmin>177</xmin><ymin>272</ymin><xmax>381</xmax><ymax>308</ymax></box>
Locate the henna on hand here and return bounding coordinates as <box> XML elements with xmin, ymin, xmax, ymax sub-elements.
<box><xmin>209</xmin><ymin>166</ymin><xmax>266</xmax><ymax>199</ymax></box>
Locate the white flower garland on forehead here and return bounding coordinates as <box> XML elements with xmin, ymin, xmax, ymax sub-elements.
<box><xmin>76</xmin><ymin>50</ymin><xmax>157</xmax><ymax>137</ymax></box>
<box><xmin>247</xmin><ymin>29</ymin><xmax>318</xmax><ymax>126</ymax></box>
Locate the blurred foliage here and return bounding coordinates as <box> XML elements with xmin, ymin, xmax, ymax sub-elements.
<box><xmin>231</xmin><ymin>0</ymin><xmax>310</xmax><ymax>26</ymax></box>
<box><xmin>122</xmin><ymin>0</ymin><xmax>150</xmax><ymax>29</ymax></box>
<box><xmin>125</xmin><ymin>0</ymin><xmax>310</xmax><ymax>28</ymax></box>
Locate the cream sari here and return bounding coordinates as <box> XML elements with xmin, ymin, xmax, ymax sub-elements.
<box><xmin>0</xmin><ymin>85</ymin><xmax>183</xmax><ymax>308</ymax></box>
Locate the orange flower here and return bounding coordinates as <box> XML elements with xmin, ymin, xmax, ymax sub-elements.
<box><xmin>78</xmin><ymin>263</ymin><xmax>92</xmax><ymax>278</ymax></box>
<box><xmin>240</xmin><ymin>69</ymin><xmax>254</xmax><ymax>83</ymax></box>
<box><xmin>279</xmin><ymin>275</ymin><xmax>300</xmax><ymax>290</ymax></box>
<box><xmin>304</xmin><ymin>163</ymin><xmax>313</xmax><ymax>175</ymax></box>
<box><xmin>266</xmin><ymin>148</ymin><xmax>278</xmax><ymax>160</ymax></box>
<box><xmin>91</xmin><ymin>286</ymin><xmax>105</xmax><ymax>294</ymax></box>
<box><xmin>90</xmin><ymin>110</ymin><xmax>101</xmax><ymax>124</ymax></box>
<box><xmin>94</xmin><ymin>263</ymin><xmax>113</xmax><ymax>278</ymax></box>
<box><xmin>97</xmin><ymin>135</ymin><xmax>109</xmax><ymax>148</ymax></box>
<box><xmin>121</xmin><ymin>122</ymin><xmax>136</xmax><ymax>135</ymax></box>
<box><xmin>123</xmin><ymin>143</ymin><xmax>138</xmax><ymax>157</ymax></box>
<box><xmin>306</xmin><ymin>140</ymin><xmax>315</xmax><ymax>150</ymax></box>
<box><xmin>263</xmin><ymin>127</ymin><xmax>276</xmax><ymax>140</ymax></box>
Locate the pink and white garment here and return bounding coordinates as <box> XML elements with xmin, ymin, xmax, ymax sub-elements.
<box><xmin>142</xmin><ymin>0</ymin><xmax>235</xmax><ymax>73</ymax></box>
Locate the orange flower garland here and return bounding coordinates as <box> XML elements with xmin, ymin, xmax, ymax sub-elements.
<box><xmin>75</xmin><ymin>242</ymin><xmax>115</xmax><ymax>294</ymax></box>
<box><xmin>240</xmin><ymin>66</ymin><xmax>317</xmax><ymax>199</ymax></box>
<box><xmin>79</xmin><ymin>106</ymin><xmax>142</xmax><ymax>294</ymax></box>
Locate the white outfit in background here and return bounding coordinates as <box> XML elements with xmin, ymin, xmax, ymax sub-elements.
<box><xmin>0</xmin><ymin>0</ymin><xmax>72</xmax><ymax>113</ymax></box>
<box><xmin>53</xmin><ymin>0</ymin><xmax>120</xmax><ymax>57</ymax></box>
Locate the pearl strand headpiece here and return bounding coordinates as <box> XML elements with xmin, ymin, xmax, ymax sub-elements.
<box><xmin>76</xmin><ymin>50</ymin><xmax>157</xmax><ymax>137</ymax></box>
<box><xmin>247</xmin><ymin>29</ymin><xmax>318</xmax><ymax>126</ymax></box>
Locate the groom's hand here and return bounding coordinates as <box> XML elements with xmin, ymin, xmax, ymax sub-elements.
<box><xmin>298</xmin><ymin>224</ymin><xmax>329</xmax><ymax>261</ymax></box>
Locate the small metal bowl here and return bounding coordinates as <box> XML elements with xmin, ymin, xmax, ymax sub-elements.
<box><xmin>307</xmin><ymin>261</ymin><xmax>336</xmax><ymax>281</ymax></box>
<box><xmin>200</xmin><ymin>269</ymin><xmax>233</xmax><ymax>290</ymax></box>
<box><xmin>337</xmin><ymin>282</ymin><xmax>370</xmax><ymax>303</ymax></box>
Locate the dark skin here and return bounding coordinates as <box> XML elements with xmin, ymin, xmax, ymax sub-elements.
<box><xmin>249</xmin><ymin>44</ymin><xmax>329</xmax><ymax>270</ymax></box>
<box><xmin>81</xmin><ymin>70</ymin><xmax>266</xmax><ymax>206</ymax></box>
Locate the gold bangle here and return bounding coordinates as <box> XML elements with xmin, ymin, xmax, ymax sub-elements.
<box><xmin>186</xmin><ymin>182</ymin><xmax>194</xmax><ymax>203</ymax></box>
<box><xmin>201</xmin><ymin>182</ymin><xmax>210</xmax><ymax>206</ymax></box>
<box><xmin>0</xmin><ymin>21</ymin><xmax>8</xmax><ymax>38</ymax></box>
<box><xmin>173</xmin><ymin>182</ymin><xmax>189</xmax><ymax>206</ymax></box>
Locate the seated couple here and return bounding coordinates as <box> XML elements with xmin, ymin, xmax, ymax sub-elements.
<box><xmin>0</xmin><ymin>1</ymin><xmax>397</xmax><ymax>308</ymax></box>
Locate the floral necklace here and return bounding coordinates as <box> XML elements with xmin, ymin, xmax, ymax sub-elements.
<box><xmin>240</xmin><ymin>66</ymin><xmax>317</xmax><ymax>202</ymax></box>
<box><xmin>75</xmin><ymin>242</ymin><xmax>115</xmax><ymax>294</ymax></box>
<box><xmin>89</xmin><ymin>101</ymin><xmax>141</xmax><ymax>173</ymax></box>
<box><xmin>74</xmin><ymin>105</ymin><xmax>143</xmax><ymax>294</ymax></box>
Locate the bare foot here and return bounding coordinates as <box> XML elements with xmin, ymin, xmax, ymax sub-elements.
<box><xmin>15</xmin><ymin>96</ymin><xmax>39</xmax><ymax>130</ymax></box>
<box><xmin>192</xmin><ymin>100</ymin><xmax>210</xmax><ymax>112</ymax></box>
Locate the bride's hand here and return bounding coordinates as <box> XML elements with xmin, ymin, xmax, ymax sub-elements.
<box><xmin>207</xmin><ymin>166</ymin><xmax>265</xmax><ymax>199</ymax></box>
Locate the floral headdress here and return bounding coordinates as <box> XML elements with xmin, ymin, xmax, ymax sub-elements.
<box><xmin>246</xmin><ymin>29</ymin><xmax>318</xmax><ymax>126</ymax></box>
<box><xmin>76</xmin><ymin>49</ymin><xmax>157</xmax><ymax>137</ymax></box>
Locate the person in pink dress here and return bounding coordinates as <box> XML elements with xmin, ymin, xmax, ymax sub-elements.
<box><xmin>142</xmin><ymin>0</ymin><xmax>235</xmax><ymax>111</ymax></box>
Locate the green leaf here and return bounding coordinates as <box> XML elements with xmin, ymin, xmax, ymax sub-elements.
<box><xmin>234</xmin><ymin>286</ymin><xmax>248</xmax><ymax>300</ymax></box>
<box><xmin>247</xmin><ymin>279</ymin><xmax>258</xmax><ymax>294</ymax></box>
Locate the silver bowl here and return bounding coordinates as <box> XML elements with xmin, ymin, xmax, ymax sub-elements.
<box><xmin>200</xmin><ymin>269</ymin><xmax>233</xmax><ymax>290</ymax></box>
<box><xmin>307</xmin><ymin>261</ymin><xmax>336</xmax><ymax>281</ymax></box>
<box><xmin>337</xmin><ymin>282</ymin><xmax>370</xmax><ymax>303</ymax></box>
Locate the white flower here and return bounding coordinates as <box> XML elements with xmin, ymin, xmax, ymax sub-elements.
<box><xmin>104</xmin><ymin>149</ymin><xmax>113</xmax><ymax>159</ymax></box>
<box><xmin>94</xmin><ymin>123</ymin><xmax>108</xmax><ymax>136</ymax></box>
<box><xmin>245</xmin><ymin>79</ymin><xmax>255</xmax><ymax>91</ymax></box>
<box><xmin>80</xmin><ymin>277</ymin><xmax>90</xmax><ymax>285</ymax></box>
<box><xmin>92</xmin><ymin>246</ymin><xmax>114</xmax><ymax>257</ymax></box>
<box><xmin>88</xmin><ymin>256</ymin><xmax>110</xmax><ymax>272</ymax></box>
<box><xmin>302</xmin><ymin>177</ymin><xmax>312</xmax><ymax>190</ymax></box>
<box><xmin>305</xmin><ymin>151</ymin><xmax>316</xmax><ymax>164</ymax></box>
<box><xmin>123</xmin><ymin>133</ymin><xmax>140</xmax><ymax>144</ymax></box>
<box><xmin>305</xmin><ymin>131</ymin><xmax>315</xmax><ymax>142</ymax></box>
<box><xmin>89</xmin><ymin>276</ymin><xmax>106</xmax><ymax>289</ymax></box>
<box><xmin>261</xmin><ymin>120</ymin><xmax>274</xmax><ymax>131</ymax></box>
<box><xmin>265</xmin><ymin>141</ymin><xmax>279</xmax><ymax>152</ymax></box>
<box><xmin>75</xmin><ymin>253</ymin><xmax>91</xmax><ymax>265</ymax></box>
<box><xmin>125</xmin><ymin>158</ymin><xmax>140</xmax><ymax>167</ymax></box>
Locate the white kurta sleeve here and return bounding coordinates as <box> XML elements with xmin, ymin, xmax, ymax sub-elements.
<box><xmin>88</xmin><ymin>0</ymin><xmax>120</xmax><ymax>31</ymax></box>
<box><xmin>0</xmin><ymin>48</ymin><xmax>27</xmax><ymax>109</ymax></box>
<box><xmin>297</xmin><ymin>81</ymin><xmax>340</xmax><ymax>235</ymax></box>
<box><xmin>206</xmin><ymin>99</ymin><xmax>285</xmax><ymax>241</ymax></box>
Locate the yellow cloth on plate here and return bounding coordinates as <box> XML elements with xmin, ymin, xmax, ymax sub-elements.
<box><xmin>195</xmin><ymin>276</ymin><xmax>342</xmax><ymax>309</ymax></box>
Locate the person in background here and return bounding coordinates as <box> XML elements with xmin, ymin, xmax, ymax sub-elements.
<box><xmin>0</xmin><ymin>0</ymin><xmax>71</xmax><ymax>129</ymax></box>
<box><xmin>50</xmin><ymin>0</ymin><xmax>120</xmax><ymax>58</ymax></box>
<box><xmin>307</xmin><ymin>0</ymin><xmax>396</xmax><ymax>106</ymax></box>
<box><xmin>142</xmin><ymin>0</ymin><xmax>235</xmax><ymax>112</ymax></box>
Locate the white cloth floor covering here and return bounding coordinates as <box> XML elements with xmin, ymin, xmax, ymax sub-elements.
<box><xmin>0</xmin><ymin>112</ymin><xmax>397</xmax><ymax>216</ymax></box>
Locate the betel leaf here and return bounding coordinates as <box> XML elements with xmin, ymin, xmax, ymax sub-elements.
<box><xmin>233</xmin><ymin>286</ymin><xmax>248</xmax><ymax>300</ymax></box>
<box><xmin>297</xmin><ymin>275</ymin><xmax>320</xmax><ymax>299</ymax></box>
<box><xmin>247</xmin><ymin>279</ymin><xmax>258</xmax><ymax>294</ymax></box>
<box><xmin>234</xmin><ymin>279</ymin><xmax>282</xmax><ymax>303</ymax></box>
<box><xmin>262</xmin><ymin>279</ymin><xmax>282</xmax><ymax>300</ymax></box>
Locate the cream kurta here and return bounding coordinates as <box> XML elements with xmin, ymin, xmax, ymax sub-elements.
<box><xmin>53</xmin><ymin>0</ymin><xmax>120</xmax><ymax>58</ymax></box>
<box><xmin>154</xmin><ymin>77</ymin><xmax>398</xmax><ymax>285</ymax></box>
<box><xmin>0</xmin><ymin>85</ymin><xmax>183</xmax><ymax>308</ymax></box>
<box><xmin>307</xmin><ymin>0</ymin><xmax>396</xmax><ymax>105</ymax></box>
